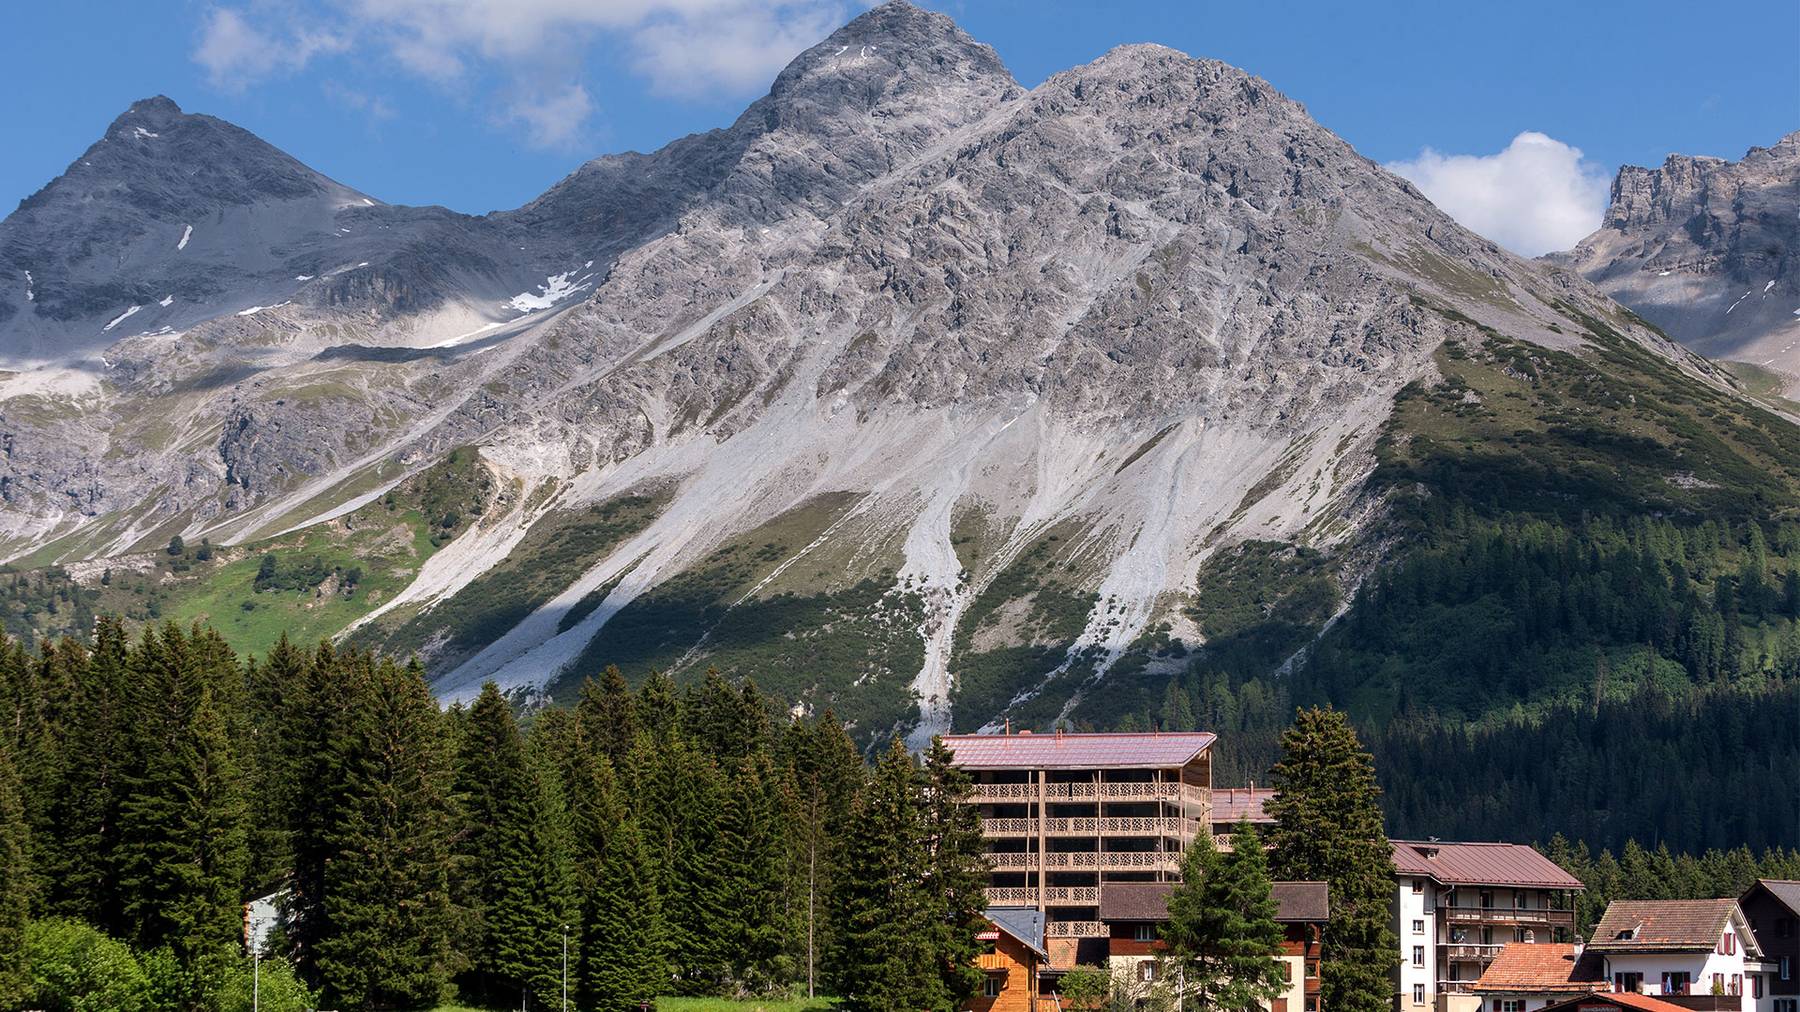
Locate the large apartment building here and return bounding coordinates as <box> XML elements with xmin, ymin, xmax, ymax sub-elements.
<box><xmin>1391</xmin><ymin>840</ymin><xmax>1586</xmax><ymax>1012</ymax></box>
<box><xmin>942</xmin><ymin>730</ymin><xmax>1216</xmax><ymax>969</ymax></box>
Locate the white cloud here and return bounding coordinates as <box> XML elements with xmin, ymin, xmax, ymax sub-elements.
<box><xmin>1386</xmin><ymin>132</ymin><xmax>1612</xmax><ymax>257</ymax></box>
<box><xmin>194</xmin><ymin>7</ymin><xmax>348</xmax><ymax>90</ymax></box>
<box><xmin>193</xmin><ymin>0</ymin><xmax>849</xmax><ymax>147</ymax></box>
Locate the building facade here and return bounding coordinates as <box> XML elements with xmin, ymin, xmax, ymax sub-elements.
<box><xmin>1740</xmin><ymin>880</ymin><xmax>1799</xmax><ymax>1012</ymax></box>
<box><xmin>943</xmin><ymin>729</ymin><xmax>1216</xmax><ymax>971</ymax></box>
<box><xmin>972</xmin><ymin>907</ymin><xmax>1051</xmax><ymax>1012</ymax></box>
<box><xmin>1586</xmin><ymin>898</ymin><xmax>1767</xmax><ymax>1012</ymax></box>
<box><xmin>1390</xmin><ymin>840</ymin><xmax>1585</xmax><ymax>1012</ymax></box>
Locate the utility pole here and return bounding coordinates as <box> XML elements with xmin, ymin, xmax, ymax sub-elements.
<box><xmin>562</xmin><ymin>923</ymin><xmax>569</xmax><ymax>1012</ymax></box>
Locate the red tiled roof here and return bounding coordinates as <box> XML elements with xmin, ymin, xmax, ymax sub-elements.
<box><xmin>1472</xmin><ymin>944</ymin><xmax>1606</xmax><ymax>994</ymax></box>
<box><xmin>1390</xmin><ymin>840</ymin><xmax>1585</xmax><ymax>889</ymax></box>
<box><xmin>1588</xmin><ymin>899</ymin><xmax>1751</xmax><ymax>954</ymax></box>
<box><xmin>941</xmin><ymin>731</ymin><xmax>1216</xmax><ymax>769</ymax></box>
<box><xmin>1539</xmin><ymin>992</ymin><xmax>1700</xmax><ymax>1012</ymax></box>
<box><xmin>1213</xmin><ymin>787</ymin><xmax>1277</xmax><ymax>826</ymax></box>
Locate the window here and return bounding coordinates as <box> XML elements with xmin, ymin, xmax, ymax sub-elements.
<box><xmin>1306</xmin><ymin>998</ymin><xmax>1319</xmax><ymax>1012</ymax></box>
<box><xmin>983</xmin><ymin>977</ymin><xmax>1002</xmax><ymax>999</ymax></box>
<box><xmin>1413</xmin><ymin>879</ymin><xmax>1424</xmax><ymax>894</ymax></box>
<box><xmin>1414</xmin><ymin>919</ymin><xmax>1425</xmax><ymax>935</ymax></box>
<box><xmin>1515</xmin><ymin>891</ymin><xmax>1528</xmax><ymax>909</ymax></box>
<box><xmin>1138</xmin><ymin>961</ymin><xmax>1158</xmax><ymax>983</ymax></box>
<box><xmin>1730</xmin><ymin>974</ymin><xmax>1740</xmax><ymax>996</ymax></box>
<box><xmin>1721</xmin><ymin>930</ymin><xmax>1736</xmax><ymax>955</ymax></box>
<box><xmin>1414</xmin><ymin>946</ymin><xmax>1425</xmax><ymax>967</ymax></box>
<box><xmin>1712</xmin><ymin>973</ymin><xmax>1724</xmax><ymax>994</ymax></box>
<box><xmin>1776</xmin><ymin>999</ymin><xmax>1798</xmax><ymax>1012</ymax></box>
<box><xmin>1751</xmin><ymin>975</ymin><xmax>1763</xmax><ymax>999</ymax></box>
<box><xmin>1134</xmin><ymin>924</ymin><xmax>1155</xmax><ymax>942</ymax></box>
<box><xmin>1502</xmin><ymin>1001</ymin><xmax>1525</xmax><ymax>1012</ymax></box>
<box><xmin>1784</xmin><ymin>956</ymin><xmax>1792</xmax><ymax>982</ymax></box>
<box><xmin>1662</xmin><ymin>972</ymin><xmax>1691</xmax><ymax>996</ymax></box>
<box><xmin>1414</xmin><ymin>985</ymin><xmax>1426</xmax><ymax>1005</ymax></box>
<box><xmin>1614</xmin><ymin>972</ymin><xmax>1642</xmax><ymax>994</ymax></box>
<box><xmin>1306</xmin><ymin>959</ymin><xmax>1319</xmax><ymax>979</ymax></box>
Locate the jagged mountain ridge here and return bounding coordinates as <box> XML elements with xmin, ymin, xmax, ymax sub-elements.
<box><xmin>0</xmin><ymin>2</ymin><xmax>1757</xmax><ymax>742</ymax></box>
<box><xmin>1551</xmin><ymin>133</ymin><xmax>1800</xmax><ymax>395</ymax></box>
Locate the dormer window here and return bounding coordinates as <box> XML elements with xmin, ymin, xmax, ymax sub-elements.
<box><xmin>1617</xmin><ymin>927</ymin><xmax>1637</xmax><ymax>941</ymax></box>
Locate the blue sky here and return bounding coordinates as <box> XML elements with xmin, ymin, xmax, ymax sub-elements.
<box><xmin>3</xmin><ymin>0</ymin><xmax>1796</xmax><ymax>253</ymax></box>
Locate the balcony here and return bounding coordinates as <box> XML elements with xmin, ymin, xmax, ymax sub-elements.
<box><xmin>1440</xmin><ymin>907</ymin><xmax>1574</xmax><ymax>927</ymax></box>
<box><xmin>981</xmin><ymin>816</ymin><xmax>1196</xmax><ymax>837</ymax></box>
<box><xmin>984</xmin><ymin>851</ymin><xmax>1180</xmax><ymax>871</ymax></box>
<box><xmin>1442</xmin><ymin>944</ymin><xmax>1505</xmax><ymax>961</ymax></box>
<box><xmin>1045</xmin><ymin>921</ymin><xmax>1108</xmax><ymax>938</ymax></box>
<box><xmin>971</xmin><ymin>782</ymin><xmax>1207</xmax><ymax>804</ymax></box>
<box><xmin>983</xmin><ymin>885</ymin><xmax>1101</xmax><ymax>905</ymax></box>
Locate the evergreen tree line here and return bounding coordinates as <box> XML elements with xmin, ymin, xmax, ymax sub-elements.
<box><xmin>0</xmin><ymin>620</ymin><xmax>990</xmax><ymax>1011</ymax></box>
<box><xmin>1540</xmin><ymin>835</ymin><xmax>1800</xmax><ymax>938</ymax></box>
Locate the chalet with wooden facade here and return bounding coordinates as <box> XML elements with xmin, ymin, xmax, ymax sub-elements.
<box><xmin>1095</xmin><ymin>879</ymin><xmax>1328</xmax><ymax>1011</ymax></box>
<box><xmin>972</xmin><ymin>907</ymin><xmax>1051</xmax><ymax>1012</ymax></box>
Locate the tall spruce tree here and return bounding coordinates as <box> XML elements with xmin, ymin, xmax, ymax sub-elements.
<box><xmin>1162</xmin><ymin>820</ymin><xmax>1288</xmax><ymax>1012</ymax></box>
<box><xmin>922</xmin><ymin>736</ymin><xmax>989</xmax><ymax>1008</ymax></box>
<box><xmin>0</xmin><ymin>744</ymin><xmax>31</xmax><ymax>1008</ymax></box>
<box><xmin>828</xmin><ymin>739</ymin><xmax>942</xmax><ymax>1012</ymax></box>
<box><xmin>1266</xmin><ymin>707</ymin><xmax>1398</xmax><ymax>1012</ymax></box>
<box><xmin>579</xmin><ymin>815</ymin><xmax>666</xmax><ymax>1009</ymax></box>
<box><xmin>116</xmin><ymin>626</ymin><xmax>250</xmax><ymax>995</ymax></box>
<box><xmin>576</xmin><ymin>666</ymin><xmax>640</xmax><ymax>767</ymax></box>
<box><xmin>780</xmin><ymin>712</ymin><xmax>864</xmax><ymax>999</ymax></box>
<box><xmin>719</xmin><ymin>753</ymin><xmax>795</xmax><ymax>993</ymax></box>
<box><xmin>283</xmin><ymin>641</ymin><xmax>359</xmax><ymax>984</ymax></box>
<box><xmin>455</xmin><ymin>683</ymin><xmax>575</xmax><ymax>1008</ymax></box>
<box><xmin>315</xmin><ymin>658</ymin><xmax>458</xmax><ymax>1009</ymax></box>
<box><xmin>45</xmin><ymin>616</ymin><xmax>132</xmax><ymax>926</ymax></box>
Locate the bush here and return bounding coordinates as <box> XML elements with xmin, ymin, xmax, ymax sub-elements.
<box><xmin>24</xmin><ymin>918</ymin><xmax>153</xmax><ymax>1012</ymax></box>
<box><xmin>212</xmin><ymin>955</ymin><xmax>316</xmax><ymax>1012</ymax></box>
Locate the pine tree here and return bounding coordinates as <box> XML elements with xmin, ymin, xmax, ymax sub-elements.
<box><xmin>828</xmin><ymin>739</ymin><xmax>940</xmax><ymax>1012</ymax></box>
<box><xmin>577</xmin><ymin>665</ymin><xmax>640</xmax><ymax>767</ymax></box>
<box><xmin>922</xmin><ymin>736</ymin><xmax>989</xmax><ymax>1008</ymax></box>
<box><xmin>719</xmin><ymin>754</ymin><xmax>795</xmax><ymax>993</ymax></box>
<box><xmin>1266</xmin><ymin>707</ymin><xmax>1398</xmax><ymax>1012</ymax></box>
<box><xmin>780</xmin><ymin>711</ymin><xmax>864</xmax><ymax>999</ymax></box>
<box><xmin>315</xmin><ymin>658</ymin><xmax>458</xmax><ymax>1009</ymax></box>
<box><xmin>1163</xmin><ymin>821</ymin><xmax>1288</xmax><ymax>1012</ymax></box>
<box><xmin>667</xmin><ymin>743</ymin><xmax>732</xmax><ymax>995</ymax></box>
<box><xmin>579</xmin><ymin>815</ymin><xmax>666</xmax><ymax>1009</ymax></box>
<box><xmin>116</xmin><ymin>626</ymin><xmax>250</xmax><ymax>994</ymax></box>
<box><xmin>283</xmin><ymin>642</ymin><xmax>360</xmax><ymax>984</ymax></box>
<box><xmin>45</xmin><ymin>616</ymin><xmax>132</xmax><ymax>926</ymax></box>
<box><xmin>455</xmin><ymin>683</ymin><xmax>575</xmax><ymax>1008</ymax></box>
<box><xmin>0</xmin><ymin>745</ymin><xmax>31</xmax><ymax>1008</ymax></box>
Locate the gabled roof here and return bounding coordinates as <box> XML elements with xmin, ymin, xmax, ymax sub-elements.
<box><xmin>1471</xmin><ymin>943</ymin><xmax>1606</xmax><ymax>994</ymax></box>
<box><xmin>941</xmin><ymin>731</ymin><xmax>1216</xmax><ymax>770</ymax></box>
<box><xmin>1097</xmin><ymin>881</ymin><xmax>1328</xmax><ymax>923</ymax></box>
<box><xmin>1390</xmin><ymin>840</ymin><xmax>1585</xmax><ymax>890</ymax></box>
<box><xmin>987</xmin><ymin>906</ymin><xmax>1048</xmax><ymax>962</ymax></box>
<box><xmin>1587</xmin><ymin>899</ymin><xmax>1761</xmax><ymax>956</ymax></box>
<box><xmin>1537</xmin><ymin>991</ymin><xmax>1698</xmax><ymax>1012</ymax></box>
<box><xmin>1744</xmin><ymin>879</ymin><xmax>1800</xmax><ymax>917</ymax></box>
<box><xmin>1214</xmin><ymin>787</ymin><xmax>1277</xmax><ymax>826</ymax></box>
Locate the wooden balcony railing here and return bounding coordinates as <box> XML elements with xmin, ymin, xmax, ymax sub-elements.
<box><xmin>970</xmin><ymin>782</ymin><xmax>1208</xmax><ymax>804</ymax></box>
<box><xmin>981</xmin><ymin>816</ymin><xmax>1195</xmax><ymax>837</ymax></box>
<box><xmin>984</xmin><ymin>851</ymin><xmax>1180</xmax><ymax>871</ymax></box>
<box><xmin>983</xmin><ymin>885</ymin><xmax>1101</xmax><ymax>905</ymax></box>
<box><xmin>1045</xmin><ymin>920</ymin><xmax>1108</xmax><ymax>938</ymax></box>
<box><xmin>1441</xmin><ymin>907</ymin><xmax>1574</xmax><ymax>926</ymax></box>
<box><xmin>1443</xmin><ymin>944</ymin><xmax>1505</xmax><ymax>960</ymax></box>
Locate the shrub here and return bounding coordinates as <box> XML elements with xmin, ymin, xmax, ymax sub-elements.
<box><xmin>24</xmin><ymin>918</ymin><xmax>153</xmax><ymax>1012</ymax></box>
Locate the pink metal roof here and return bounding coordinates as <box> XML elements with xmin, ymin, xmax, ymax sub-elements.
<box><xmin>1213</xmin><ymin>787</ymin><xmax>1277</xmax><ymax>825</ymax></box>
<box><xmin>941</xmin><ymin>731</ymin><xmax>1216</xmax><ymax>770</ymax></box>
<box><xmin>1390</xmin><ymin>840</ymin><xmax>1585</xmax><ymax>890</ymax></box>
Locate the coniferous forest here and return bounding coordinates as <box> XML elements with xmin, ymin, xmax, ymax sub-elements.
<box><xmin>0</xmin><ymin>618</ymin><xmax>990</xmax><ymax>1012</ymax></box>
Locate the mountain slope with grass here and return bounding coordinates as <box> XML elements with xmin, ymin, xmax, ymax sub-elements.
<box><xmin>1</xmin><ymin>1</ymin><xmax>1795</xmax><ymax>788</ymax></box>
